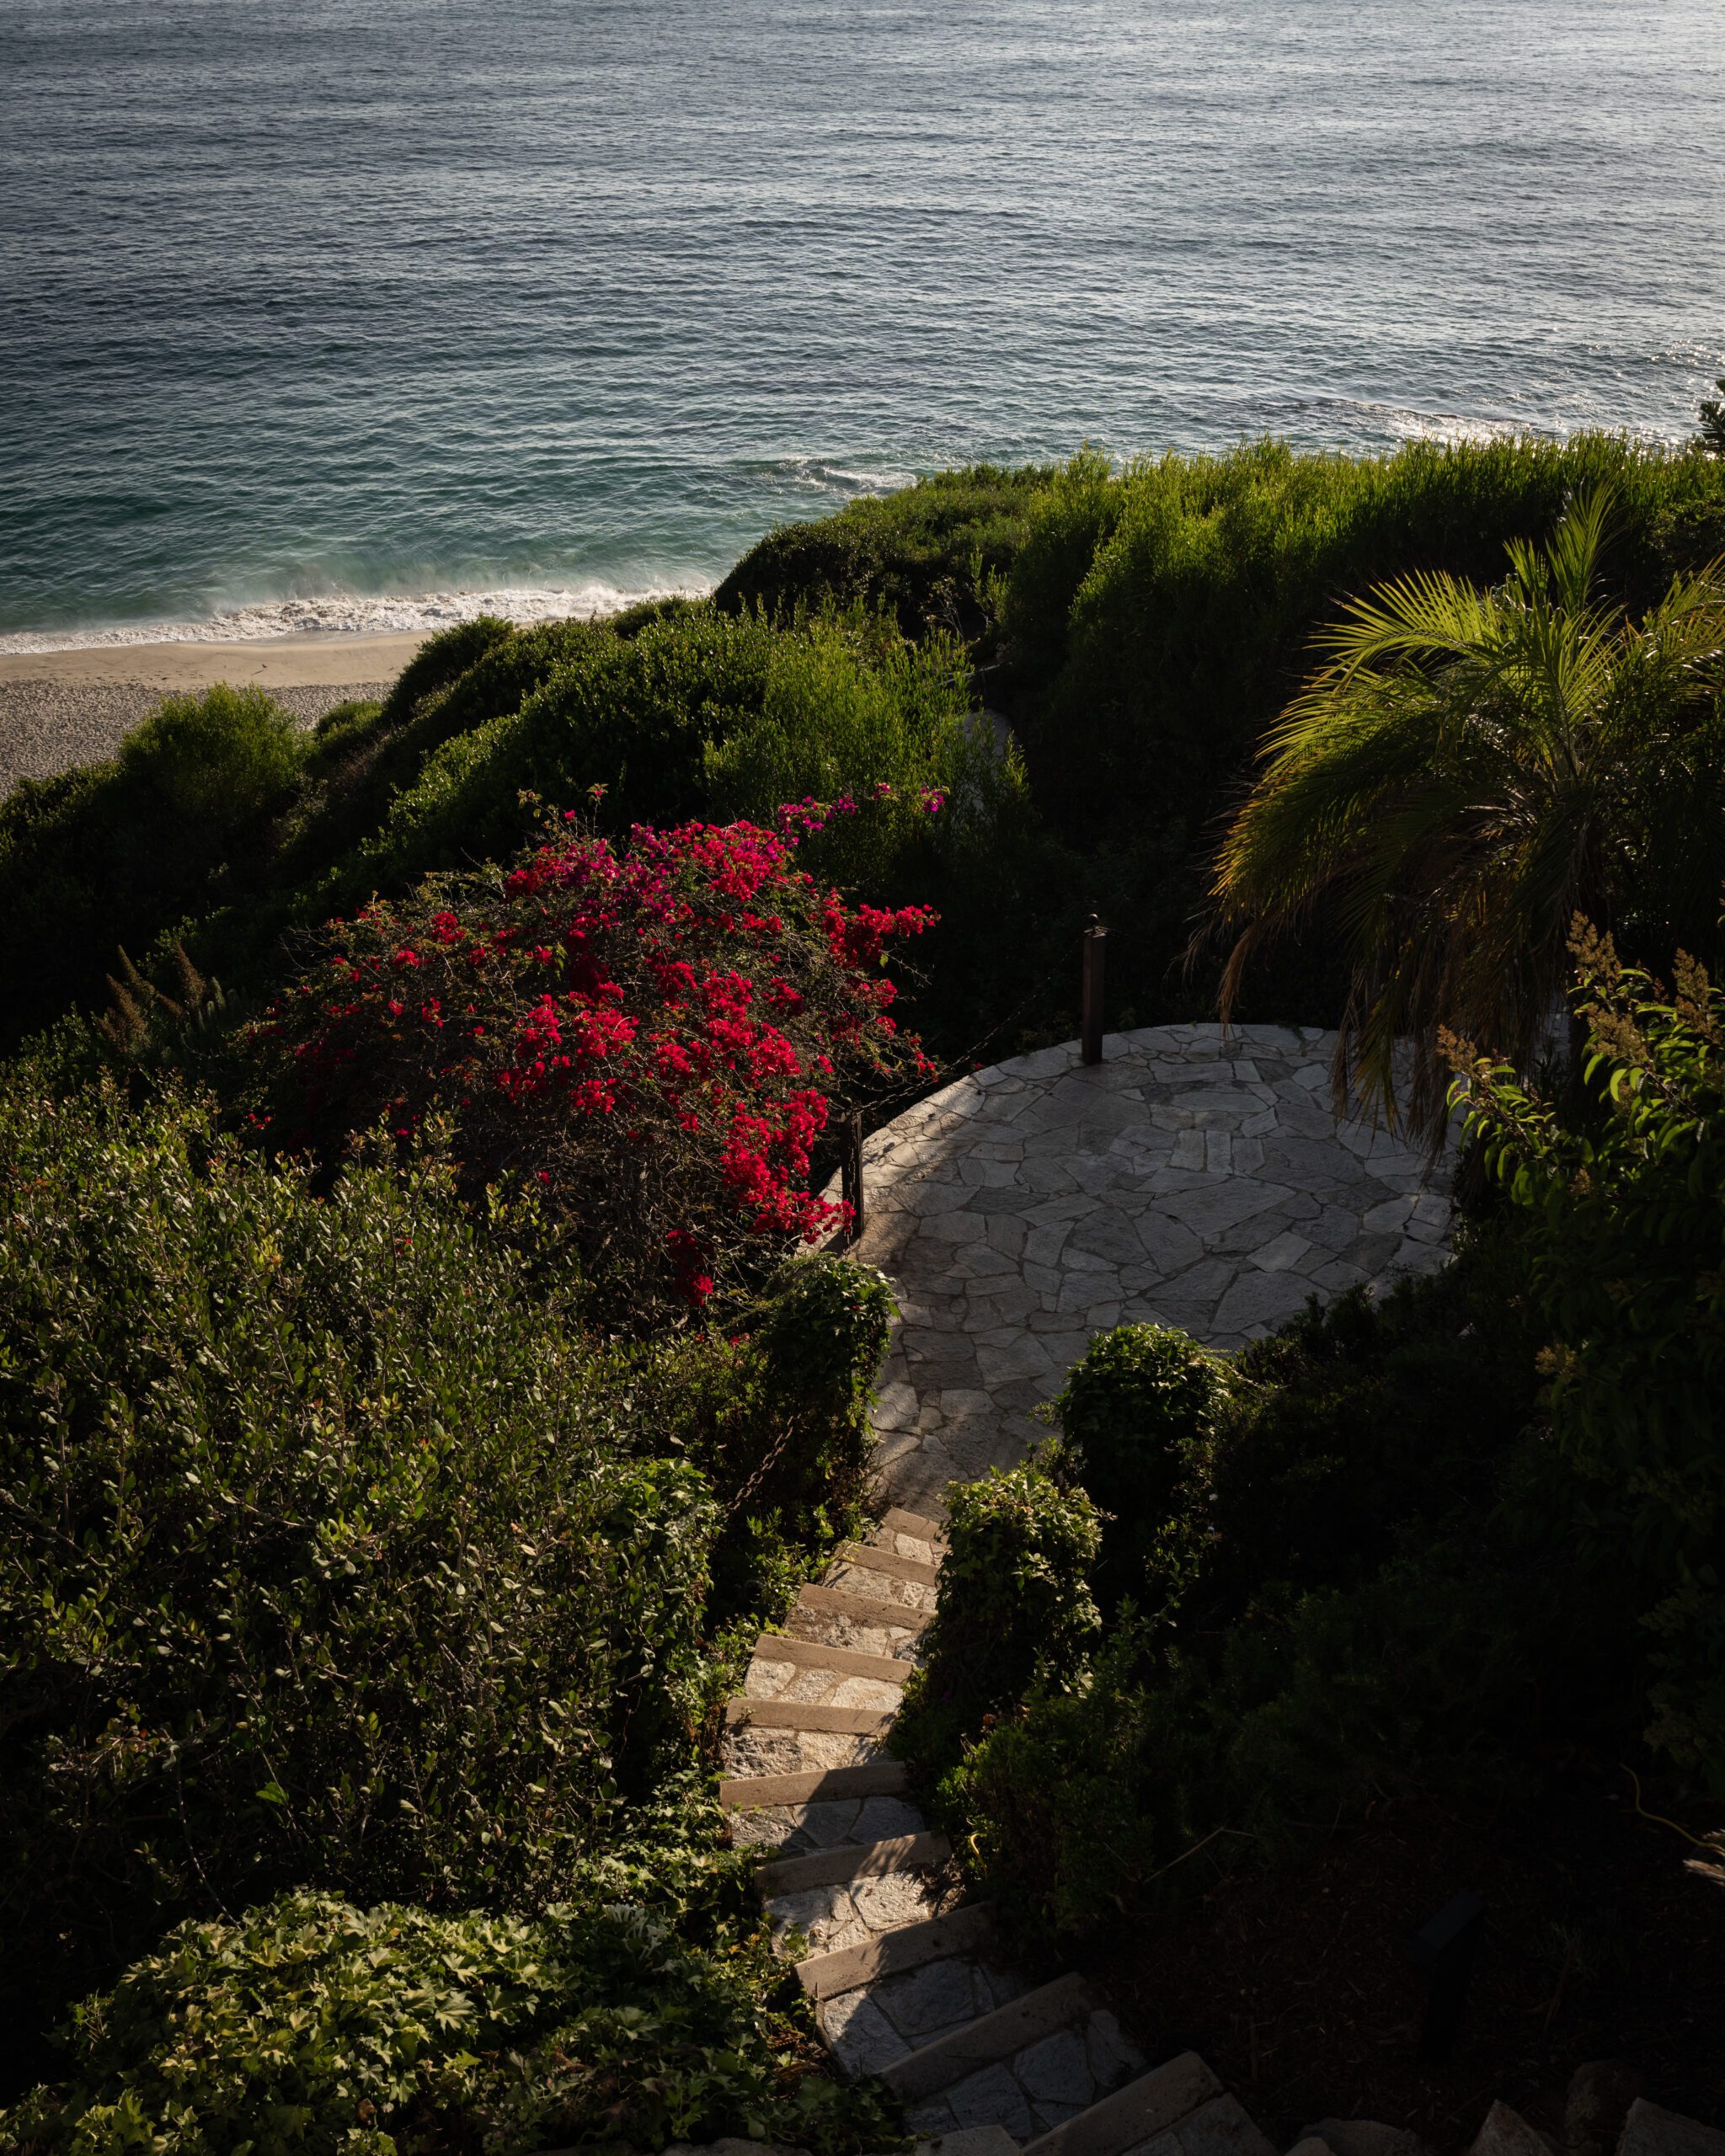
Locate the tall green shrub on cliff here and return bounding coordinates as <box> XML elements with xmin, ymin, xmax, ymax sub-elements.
<box><xmin>0</xmin><ymin>1069</ymin><xmax>896</xmax><ymax>2070</ymax></box>
<box><xmin>0</xmin><ymin>685</ymin><xmax>312</xmax><ymax>1047</ymax></box>
<box><xmin>1451</xmin><ymin>921</ymin><xmax>1725</xmax><ymax>1790</ymax></box>
<box><xmin>714</xmin><ymin>465</ymin><xmax>1045</xmax><ymax>642</ymax></box>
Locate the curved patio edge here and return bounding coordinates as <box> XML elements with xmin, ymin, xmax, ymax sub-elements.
<box><xmin>829</xmin><ymin>1023</ymin><xmax>1454</xmax><ymax>1515</ymax></box>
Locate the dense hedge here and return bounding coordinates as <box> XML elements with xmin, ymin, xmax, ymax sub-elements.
<box><xmin>2</xmin><ymin>1888</ymin><xmax>898</xmax><ymax>2156</ymax></box>
<box><xmin>0</xmin><ymin>1070</ymin><xmax>894</xmax><ymax>2089</ymax></box>
<box><xmin>890</xmin><ymin>1464</ymin><xmax>1100</xmax><ymax>1781</ymax></box>
<box><xmin>904</xmin><ymin>1253</ymin><xmax>1611</xmax><ymax>1944</ymax></box>
<box><xmin>0</xmin><ymin>686</ymin><xmax>312</xmax><ymax>1048</ymax></box>
<box><xmin>713</xmin><ymin>465</ymin><xmax>1048</xmax><ymax>644</ymax></box>
<box><xmin>716</xmin><ymin>438</ymin><xmax>1725</xmax><ymax>1038</ymax></box>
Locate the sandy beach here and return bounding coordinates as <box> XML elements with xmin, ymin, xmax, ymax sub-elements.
<box><xmin>0</xmin><ymin>631</ymin><xmax>428</xmax><ymax>797</ymax></box>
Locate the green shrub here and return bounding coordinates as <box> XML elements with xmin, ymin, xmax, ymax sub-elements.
<box><xmin>923</xmin><ymin>1249</ymin><xmax>1611</xmax><ymax>1948</ymax></box>
<box><xmin>0</xmin><ymin>686</ymin><xmax>313</xmax><ymax>1047</ymax></box>
<box><xmin>291</xmin><ymin>622</ymin><xmax>613</xmax><ymax>875</ymax></box>
<box><xmin>1049</xmin><ymin>1324</ymin><xmax>1231</xmax><ymax>1604</ymax></box>
<box><xmin>1452</xmin><ymin>921</ymin><xmax>1725</xmax><ymax>1790</ymax></box>
<box><xmin>115</xmin><ymin>685</ymin><xmax>307</xmax><ymax>830</ymax></box>
<box><xmin>372</xmin><ymin>616</ymin><xmax>518</xmax><ymax>737</ymax></box>
<box><xmin>747</xmin><ymin>1257</ymin><xmax>897</xmax><ymax>1512</ymax></box>
<box><xmin>939</xmin><ymin>1620</ymin><xmax>1215</xmax><ymax>1940</ymax></box>
<box><xmin>1198</xmin><ymin>1265</ymin><xmax>1536</xmax><ymax>1611</ymax></box>
<box><xmin>892</xmin><ymin>1464</ymin><xmax>1099</xmax><ymax>1783</ymax></box>
<box><xmin>947</xmin><ymin>1528</ymin><xmax>1568</xmax><ymax>1945</ymax></box>
<box><xmin>358</xmin><ymin>608</ymin><xmax>780</xmax><ymax>885</ymax></box>
<box><xmin>3</xmin><ymin>1889</ymin><xmax>899</xmax><ymax>2156</ymax></box>
<box><xmin>0</xmin><ymin>1075</ymin><xmax>705</xmax><ymax>2044</ymax></box>
<box><xmin>715</xmin><ymin>467</ymin><xmax>1046</xmax><ymax>645</ymax></box>
<box><xmin>0</xmin><ymin>1075</ymin><xmax>892</xmax><ymax>2066</ymax></box>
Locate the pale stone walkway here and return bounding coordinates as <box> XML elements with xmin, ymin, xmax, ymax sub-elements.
<box><xmin>836</xmin><ymin>1025</ymin><xmax>1453</xmax><ymax>1515</ymax></box>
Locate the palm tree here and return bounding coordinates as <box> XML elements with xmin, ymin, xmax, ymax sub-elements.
<box><xmin>1207</xmin><ymin>487</ymin><xmax>1725</xmax><ymax>1143</ymax></box>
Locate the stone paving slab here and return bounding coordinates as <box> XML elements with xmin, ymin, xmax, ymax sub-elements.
<box><xmin>905</xmin><ymin>2009</ymin><xmax>1149</xmax><ymax>2143</ymax></box>
<box><xmin>830</xmin><ymin>1027</ymin><xmax>1453</xmax><ymax>1514</ymax></box>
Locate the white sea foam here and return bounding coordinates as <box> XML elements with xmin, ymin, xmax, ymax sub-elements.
<box><xmin>0</xmin><ymin>579</ymin><xmax>713</xmax><ymax>657</ymax></box>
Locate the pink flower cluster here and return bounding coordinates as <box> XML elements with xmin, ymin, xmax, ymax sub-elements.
<box><xmin>252</xmin><ymin>812</ymin><xmax>937</xmax><ymax>1309</ymax></box>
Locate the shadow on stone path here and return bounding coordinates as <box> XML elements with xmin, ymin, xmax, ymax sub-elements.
<box><xmin>834</xmin><ymin>1025</ymin><xmax>1454</xmax><ymax>1516</ymax></box>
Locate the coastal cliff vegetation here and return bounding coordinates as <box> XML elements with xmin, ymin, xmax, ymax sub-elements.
<box><xmin>3</xmin><ymin>434</ymin><xmax>1725</xmax><ymax>2148</ymax></box>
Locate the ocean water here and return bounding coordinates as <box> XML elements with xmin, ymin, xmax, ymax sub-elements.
<box><xmin>1</xmin><ymin>0</ymin><xmax>1721</xmax><ymax>648</ymax></box>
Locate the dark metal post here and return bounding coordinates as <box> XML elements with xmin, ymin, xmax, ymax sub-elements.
<box><xmin>841</xmin><ymin>1111</ymin><xmax>866</xmax><ymax>1244</ymax></box>
<box><xmin>1412</xmin><ymin>1890</ymin><xmax>1485</xmax><ymax>2066</ymax></box>
<box><xmin>1081</xmin><ymin>917</ymin><xmax>1107</xmax><ymax>1065</ymax></box>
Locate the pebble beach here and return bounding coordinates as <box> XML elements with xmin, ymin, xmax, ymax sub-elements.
<box><xmin>0</xmin><ymin>632</ymin><xmax>426</xmax><ymax>796</ymax></box>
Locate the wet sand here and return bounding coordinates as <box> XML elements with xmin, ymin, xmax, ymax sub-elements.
<box><xmin>0</xmin><ymin>632</ymin><xmax>428</xmax><ymax>795</ymax></box>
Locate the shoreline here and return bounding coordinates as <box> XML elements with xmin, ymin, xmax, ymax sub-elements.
<box><xmin>0</xmin><ymin>631</ymin><xmax>429</xmax><ymax>797</ymax></box>
<box><xmin>0</xmin><ymin>628</ymin><xmax>431</xmax><ymax>696</ymax></box>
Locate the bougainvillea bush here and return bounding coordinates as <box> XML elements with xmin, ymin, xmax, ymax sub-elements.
<box><xmin>248</xmin><ymin>810</ymin><xmax>935</xmax><ymax>1318</ymax></box>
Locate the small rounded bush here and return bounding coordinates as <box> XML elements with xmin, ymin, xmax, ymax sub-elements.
<box><xmin>118</xmin><ymin>682</ymin><xmax>307</xmax><ymax>833</ymax></box>
<box><xmin>1053</xmin><ymin>1322</ymin><xmax>1231</xmax><ymax>1534</ymax></box>
<box><xmin>892</xmin><ymin>1463</ymin><xmax>1100</xmax><ymax>1781</ymax></box>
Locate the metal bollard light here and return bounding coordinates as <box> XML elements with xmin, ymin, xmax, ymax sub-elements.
<box><xmin>1081</xmin><ymin>917</ymin><xmax>1107</xmax><ymax>1065</ymax></box>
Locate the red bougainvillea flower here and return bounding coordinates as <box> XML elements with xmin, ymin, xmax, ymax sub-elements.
<box><xmin>248</xmin><ymin>807</ymin><xmax>937</xmax><ymax>1318</ymax></box>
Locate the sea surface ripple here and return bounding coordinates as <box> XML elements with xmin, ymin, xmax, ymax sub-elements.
<box><xmin>1</xmin><ymin>0</ymin><xmax>1721</xmax><ymax>644</ymax></box>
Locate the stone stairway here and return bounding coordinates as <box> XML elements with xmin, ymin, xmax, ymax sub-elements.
<box><xmin>720</xmin><ymin>1506</ymin><xmax>1278</xmax><ymax>2156</ymax></box>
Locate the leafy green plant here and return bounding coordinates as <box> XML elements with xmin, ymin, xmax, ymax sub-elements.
<box><xmin>1699</xmin><ymin>376</ymin><xmax>1725</xmax><ymax>459</ymax></box>
<box><xmin>0</xmin><ymin>1072</ymin><xmax>894</xmax><ymax>2068</ymax></box>
<box><xmin>1450</xmin><ymin>917</ymin><xmax>1725</xmax><ymax>1788</ymax></box>
<box><xmin>1047</xmin><ymin>1324</ymin><xmax>1231</xmax><ymax>1606</ymax></box>
<box><xmin>0</xmin><ymin>686</ymin><xmax>313</xmax><ymax>1048</ymax></box>
<box><xmin>715</xmin><ymin>466</ymin><xmax>1045</xmax><ymax>646</ymax></box>
<box><xmin>891</xmin><ymin>1464</ymin><xmax>1099</xmax><ymax>1784</ymax></box>
<box><xmin>1209</xmin><ymin>486</ymin><xmax>1725</xmax><ymax>1138</ymax></box>
<box><xmin>2</xmin><ymin>1889</ymin><xmax>900</xmax><ymax>2156</ymax></box>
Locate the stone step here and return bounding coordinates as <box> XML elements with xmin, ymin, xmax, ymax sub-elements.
<box><xmin>727</xmin><ymin>1783</ymin><xmax>929</xmax><ymax>1858</ymax></box>
<box><xmin>919</xmin><ymin>2131</ymin><xmax>1016</xmax><ymax>2156</ymax></box>
<box><xmin>795</xmin><ymin>1900</ymin><xmax>996</xmax><ymax>2001</ymax></box>
<box><xmin>756</xmin><ymin>1828</ymin><xmax>950</xmax><ymax>1897</ymax></box>
<box><xmin>883</xmin><ymin>1971</ymin><xmax>1095</xmax><ymax>2100</ymax></box>
<box><xmin>837</xmin><ymin>1537</ymin><xmax>942</xmax><ymax>1589</ymax></box>
<box><xmin>744</xmin><ymin>1655</ymin><xmax>905</xmax><ymax>1714</ymax></box>
<box><xmin>725</xmin><ymin>1697</ymin><xmax>895</xmax><ymax>1736</ymax></box>
<box><xmin>798</xmin><ymin>1581</ymin><xmax>932</xmax><ymax>1635</ymax></box>
<box><xmin>749</xmin><ymin>1630</ymin><xmax>919</xmax><ymax>1686</ymax></box>
<box><xmin>818</xmin><ymin>1947</ymin><xmax>1031</xmax><ymax>2078</ymax></box>
<box><xmin>881</xmin><ymin>1502</ymin><xmax>948</xmax><ymax>1540</ymax></box>
<box><xmin>766</xmin><ymin>1854</ymin><xmax>948</xmax><ymax>1959</ymax></box>
<box><xmin>719</xmin><ymin>1758</ymin><xmax>909</xmax><ymax>1809</ymax></box>
<box><xmin>1022</xmin><ymin>2052</ymin><xmax>1222</xmax><ymax>2156</ymax></box>
<box><xmin>1124</xmin><ymin>2093</ymin><xmax>1278</xmax><ymax>2156</ymax></box>
<box><xmin>821</xmin><ymin>1558</ymin><xmax>938</xmax><ymax>1615</ymax></box>
<box><xmin>904</xmin><ymin>2004</ymin><xmax>1152</xmax><ymax>2146</ymax></box>
<box><xmin>1620</xmin><ymin>2101</ymin><xmax>1725</xmax><ymax>2156</ymax></box>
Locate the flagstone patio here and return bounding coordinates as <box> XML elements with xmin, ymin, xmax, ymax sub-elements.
<box><xmin>835</xmin><ymin>1024</ymin><xmax>1455</xmax><ymax>1515</ymax></box>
